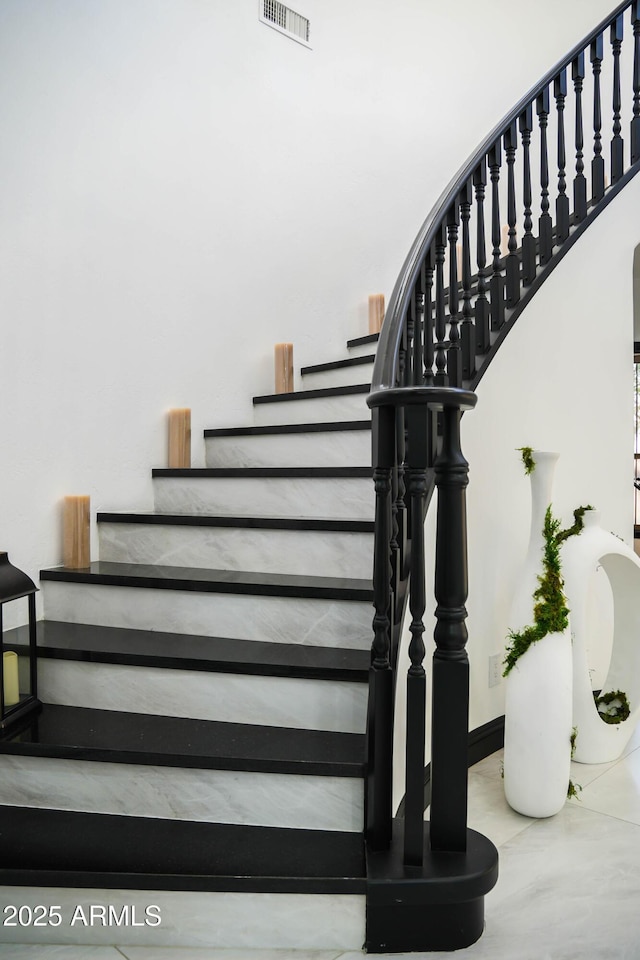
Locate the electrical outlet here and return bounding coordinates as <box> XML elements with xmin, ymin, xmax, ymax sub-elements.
<box><xmin>488</xmin><ymin>653</ymin><xmax>503</xmax><ymax>687</ymax></box>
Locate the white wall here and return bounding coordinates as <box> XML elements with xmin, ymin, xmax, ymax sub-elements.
<box><xmin>0</xmin><ymin>0</ymin><xmax>619</xmax><ymax>627</ymax></box>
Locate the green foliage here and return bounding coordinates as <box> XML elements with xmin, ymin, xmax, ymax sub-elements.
<box><xmin>518</xmin><ymin>447</ymin><xmax>536</xmax><ymax>474</ymax></box>
<box><xmin>567</xmin><ymin>780</ymin><xmax>582</xmax><ymax>800</ymax></box>
<box><xmin>594</xmin><ymin>689</ymin><xmax>631</xmax><ymax>724</ymax></box>
<box><xmin>556</xmin><ymin>505</ymin><xmax>594</xmax><ymax>545</ymax></box>
<box><xmin>503</xmin><ymin>506</ymin><xmax>569</xmax><ymax>676</ymax></box>
<box><xmin>570</xmin><ymin>726</ymin><xmax>578</xmax><ymax>759</ymax></box>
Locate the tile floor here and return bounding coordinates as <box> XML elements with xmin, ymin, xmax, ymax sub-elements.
<box><xmin>1</xmin><ymin>728</ymin><xmax>639</xmax><ymax>960</ymax></box>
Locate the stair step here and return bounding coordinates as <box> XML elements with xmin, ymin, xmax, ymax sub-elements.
<box><xmin>204</xmin><ymin>419</ymin><xmax>371</xmax><ymax>467</ymax></box>
<box><xmin>97</xmin><ymin>512</ymin><xmax>373</xmax><ymax>579</ymax></box>
<box><xmin>41</xmin><ymin>579</ymin><xmax>372</xmax><ymax>650</ymax></box>
<box><xmin>301</xmin><ymin>355</ymin><xmax>375</xmax><ymax>389</ymax></box>
<box><xmin>253</xmin><ymin>383</ymin><xmax>371</xmax><ymax>425</ymax></box>
<box><xmin>0</xmin><ymin>806</ymin><xmax>367</xmax><ymax>894</ymax></box>
<box><xmin>0</xmin><ymin>703</ymin><xmax>365</xmax><ymax>776</ymax></box>
<box><xmin>5</xmin><ymin>620</ymin><xmax>370</xmax><ymax>682</ymax></box>
<box><xmin>151</xmin><ymin>467</ymin><xmax>373</xmax><ymax>521</ymax></box>
<box><xmin>0</xmin><ymin>703</ymin><xmax>364</xmax><ymax>831</ymax></box>
<box><xmin>40</xmin><ymin>561</ymin><xmax>372</xmax><ymax>601</ymax></box>
<box><xmin>347</xmin><ymin>332</ymin><xmax>379</xmax><ymax>356</ymax></box>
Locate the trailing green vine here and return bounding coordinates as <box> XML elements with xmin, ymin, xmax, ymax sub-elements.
<box><xmin>556</xmin><ymin>505</ymin><xmax>594</xmax><ymax>545</ymax></box>
<box><xmin>568</xmin><ymin>727</ymin><xmax>582</xmax><ymax>800</ymax></box>
<box><xmin>503</xmin><ymin>506</ymin><xmax>569</xmax><ymax>676</ymax></box>
<box><xmin>518</xmin><ymin>446</ymin><xmax>535</xmax><ymax>474</ymax></box>
<box><xmin>594</xmin><ymin>690</ymin><xmax>631</xmax><ymax>724</ymax></box>
<box><xmin>504</xmin><ymin>449</ymin><xmax>595</xmax><ymax>676</ymax></box>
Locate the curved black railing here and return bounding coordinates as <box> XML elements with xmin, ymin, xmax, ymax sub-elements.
<box><xmin>366</xmin><ymin>0</ymin><xmax>640</xmax><ymax>882</ymax></box>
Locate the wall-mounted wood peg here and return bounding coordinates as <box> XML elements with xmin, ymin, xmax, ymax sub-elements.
<box><xmin>63</xmin><ymin>495</ymin><xmax>90</xmax><ymax>569</ymax></box>
<box><xmin>368</xmin><ymin>294</ymin><xmax>385</xmax><ymax>335</ymax></box>
<box><xmin>168</xmin><ymin>408</ymin><xmax>191</xmax><ymax>469</ymax></box>
<box><xmin>274</xmin><ymin>343</ymin><xmax>294</xmax><ymax>394</ymax></box>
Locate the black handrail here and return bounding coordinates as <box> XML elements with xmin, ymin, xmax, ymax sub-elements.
<box><xmin>364</xmin><ymin>1</ymin><xmax>640</xmax><ymax>950</ymax></box>
<box><xmin>371</xmin><ymin>0</ymin><xmax>633</xmax><ymax>394</ymax></box>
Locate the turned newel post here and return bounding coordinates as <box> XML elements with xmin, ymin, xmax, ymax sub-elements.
<box><xmin>429</xmin><ymin>391</ymin><xmax>477</xmax><ymax>853</ymax></box>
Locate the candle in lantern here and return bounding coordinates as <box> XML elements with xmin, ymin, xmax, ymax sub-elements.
<box><xmin>3</xmin><ymin>651</ymin><xmax>19</xmax><ymax>707</ymax></box>
<box><xmin>274</xmin><ymin>343</ymin><xmax>293</xmax><ymax>394</ymax></box>
<box><xmin>63</xmin><ymin>495</ymin><xmax>90</xmax><ymax>569</ymax></box>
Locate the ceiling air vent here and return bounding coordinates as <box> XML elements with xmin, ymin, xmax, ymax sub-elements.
<box><xmin>260</xmin><ymin>0</ymin><xmax>311</xmax><ymax>48</ymax></box>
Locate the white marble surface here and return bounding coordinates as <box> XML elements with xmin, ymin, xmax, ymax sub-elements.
<box><xmin>204</xmin><ymin>430</ymin><xmax>371</xmax><ymax>468</ymax></box>
<box><xmin>6</xmin><ymin>741</ymin><xmax>640</xmax><ymax>955</ymax></box>
<box><xmin>300</xmin><ymin>361</ymin><xmax>373</xmax><ymax>390</ymax></box>
<box><xmin>42</xmin><ymin>582</ymin><xmax>373</xmax><ymax>649</ymax></box>
<box><xmin>152</xmin><ymin>475</ymin><xmax>374</xmax><ymax>521</ymax></box>
<box><xmin>0</xmin><ymin>949</ymin><xmax>123</xmax><ymax>959</ymax></box>
<box><xmin>0</xmin><ymin>757</ymin><xmax>363</xmax><ymax>831</ymax></box>
<box><xmin>99</xmin><ymin>523</ymin><xmax>373</xmax><ymax>580</ymax></box>
<box><xmin>253</xmin><ymin>393</ymin><xmax>369</xmax><ymax>426</ymax></box>
<box><xmin>0</xmin><ymin>890</ymin><xmax>365</xmax><ymax>949</ymax></box>
<box><xmin>38</xmin><ymin>660</ymin><xmax>367</xmax><ymax>733</ymax></box>
<box><xmin>121</xmin><ymin>951</ymin><xmax>343</xmax><ymax>960</ymax></box>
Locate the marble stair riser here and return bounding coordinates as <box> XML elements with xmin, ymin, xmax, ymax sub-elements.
<box><xmin>347</xmin><ymin>338</ymin><xmax>378</xmax><ymax>358</ymax></box>
<box><xmin>253</xmin><ymin>392</ymin><xmax>370</xmax><ymax>426</ymax></box>
<box><xmin>0</xmin><ymin>886</ymin><xmax>365</xmax><ymax>950</ymax></box>
<box><xmin>98</xmin><ymin>523</ymin><xmax>373</xmax><ymax>580</ymax></box>
<box><xmin>0</xmin><ymin>756</ymin><xmax>363</xmax><ymax>832</ymax></box>
<box><xmin>41</xmin><ymin>582</ymin><xmax>372</xmax><ymax>649</ymax></box>
<box><xmin>301</xmin><ymin>362</ymin><xmax>374</xmax><ymax>390</ymax></box>
<box><xmin>204</xmin><ymin>429</ymin><xmax>371</xmax><ymax>468</ymax></box>
<box><xmin>152</xmin><ymin>476</ymin><xmax>373</xmax><ymax>521</ymax></box>
<box><xmin>37</xmin><ymin>659</ymin><xmax>367</xmax><ymax>733</ymax></box>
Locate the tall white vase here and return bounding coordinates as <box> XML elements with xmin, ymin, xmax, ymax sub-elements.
<box><xmin>503</xmin><ymin>451</ymin><xmax>573</xmax><ymax>818</ymax></box>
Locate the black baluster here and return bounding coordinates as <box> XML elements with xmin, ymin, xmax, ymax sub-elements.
<box><xmin>537</xmin><ymin>86</ymin><xmax>553</xmax><ymax>265</ymax></box>
<box><xmin>459</xmin><ymin>181</ymin><xmax>475</xmax><ymax>381</ymax></box>
<box><xmin>504</xmin><ymin>121</ymin><xmax>519</xmax><ymax>307</ymax></box>
<box><xmin>447</xmin><ymin>205</ymin><xmax>462</xmax><ymax>387</ymax></box>
<box><xmin>632</xmin><ymin>2</ymin><xmax>640</xmax><ymax>164</ymax></box>
<box><xmin>434</xmin><ymin>223</ymin><xmax>448</xmax><ymax>385</ymax></box>
<box><xmin>429</xmin><ymin>396</ymin><xmax>475</xmax><ymax>853</ymax></box>
<box><xmin>519</xmin><ymin>105</ymin><xmax>536</xmax><ymax>285</ymax></box>
<box><xmin>407</xmin><ymin>283</ymin><xmax>417</xmax><ymax>387</ymax></box>
<box><xmin>591</xmin><ymin>34</ymin><xmax>605</xmax><ymax>201</ymax></box>
<box><xmin>367</xmin><ymin>405</ymin><xmax>395</xmax><ymax>850</ymax></box>
<box><xmin>473</xmin><ymin>160</ymin><xmax>490</xmax><ymax>355</ymax></box>
<box><xmin>572</xmin><ymin>52</ymin><xmax>588</xmax><ymax>222</ymax></box>
<box><xmin>423</xmin><ymin>250</ymin><xmax>435</xmax><ymax>384</ymax></box>
<box><xmin>403</xmin><ymin>403</ymin><xmax>429</xmax><ymax>866</ymax></box>
<box><xmin>611</xmin><ymin>14</ymin><xmax>624</xmax><ymax>183</ymax></box>
<box><xmin>395</xmin><ymin>404</ymin><xmax>407</xmax><ymax>583</ymax></box>
<box><xmin>555</xmin><ymin>69</ymin><xmax>570</xmax><ymax>243</ymax></box>
<box><xmin>488</xmin><ymin>141</ymin><xmax>505</xmax><ymax>330</ymax></box>
<box><xmin>413</xmin><ymin>276</ymin><xmax>424</xmax><ymax>386</ymax></box>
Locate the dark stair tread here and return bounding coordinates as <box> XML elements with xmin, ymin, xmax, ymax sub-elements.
<box><xmin>0</xmin><ymin>703</ymin><xmax>365</xmax><ymax>776</ymax></box>
<box><xmin>347</xmin><ymin>333</ymin><xmax>379</xmax><ymax>348</ymax></box>
<box><xmin>0</xmin><ymin>806</ymin><xmax>366</xmax><ymax>893</ymax></box>
<box><xmin>301</xmin><ymin>355</ymin><xmax>375</xmax><ymax>375</ymax></box>
<box><xmin>39</xmin><ymin>562</ymin><xmax>373</xmax><ymax>601</ymax></box>
<box><xmin>4</xmin><ymin>620</ymin><xmax>370</xmax><ymax>681</ymax></box>
<box><xmin>152</xmin><ymin>466</ymin><xmax>372</xmax><ymax>478</ymax></box>
<box><xmin>204</xmin><ymin>419</ymin><xmax>371</xmax><ymax>438</ymax></box>
<box><xmin>97</xmin><ymin>512</ymin><xmax>374</xmax><ymax>533</ymax></box>
<box><xmin>253</xmin><ymin>383</ymin><xmax>370</xmax><ymax>404</ymax></box>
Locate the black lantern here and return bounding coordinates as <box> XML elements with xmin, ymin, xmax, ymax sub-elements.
<box><xmin>0</xmin><ymin>552</ymin><xmax>41</xmax><ymax>734</ymax></box>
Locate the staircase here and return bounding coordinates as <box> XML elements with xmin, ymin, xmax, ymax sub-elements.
<box><xmin>0</xmin><ymin>333</ymin><xmax>379</xmax><ymax>950</ymax></box>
